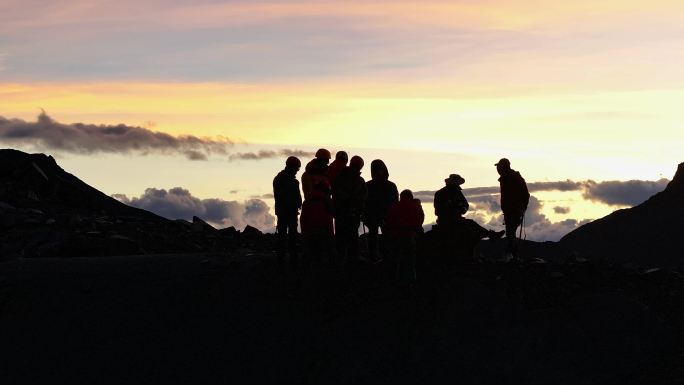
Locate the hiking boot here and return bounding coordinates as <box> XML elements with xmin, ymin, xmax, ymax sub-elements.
<box><xmin>488</xmin><ymin>230</ymin><xmax>505</xmax><ymax>241</ymax></box>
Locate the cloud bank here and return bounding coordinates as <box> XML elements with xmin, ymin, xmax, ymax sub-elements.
<box><xmin>229</xmin><ymin>149</ymin><xmax>315</xmax><ymax>161</ymax></box>
<box><xmin>113</xmin><ymin>187</ymin><xmax>275</xmax><ymax>231</ymax></box>
<box><xmin>416</xmin><ymin>178</ymin><xmax>667</xmax><ymax>207</ymax></box>
<box><xmin>467</xmin><ymin>195</ymin><xmax>592</xmax><ymax>242</ymax></box>
<box><xmin>582</xmin><ymin>178</ymin><xmax>669</xmax><ymax>206</ymax></box>
<box><xmin>417</xmin><ymin>178</ymin><xmax>669</xmax><ymax>241</ymax></box>
<box><xmin>0</xmin><ymin>112</ymin><xmax>233</xmax><ymax>160</ymax></box>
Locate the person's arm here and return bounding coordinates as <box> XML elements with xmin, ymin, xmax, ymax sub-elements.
<box><xmin>295</xmin><ymin>180</ymin><xmax>303</xmax><ymax>210</ymax></box>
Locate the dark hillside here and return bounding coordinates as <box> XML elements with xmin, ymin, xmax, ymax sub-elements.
<box><xmin>0</xmin><ymin>149</ymin><xmax>257</xmax><ymax>257</ymax></box>
<box><xmin>561</xmin><ymin>163</ymin><xmax>684</xmax><ymax>267</ymax></box>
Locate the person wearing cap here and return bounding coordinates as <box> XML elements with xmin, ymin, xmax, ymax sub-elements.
<box><xmin>495</xmin><ymin>158</ymin><xmax>530</xmax><ymax>260</ymax></box>
<box><xmin>273</xmin><ymin>156</ymin><xmax>303</xmax><ymax>271</ymax></box>
<box><xmin>332</xmin><ymin>155</ymin><xmax>368</xmax><ymax>263</ymax></box>
<box><xmin>327</xmin><ymin>151</ymin><xmax>348</xmax><ymax>186</ymax></box>
<box><xmin>433</xmin><ymin>174</ymin><xmax>505</xmax><ymax>257</ymax></box>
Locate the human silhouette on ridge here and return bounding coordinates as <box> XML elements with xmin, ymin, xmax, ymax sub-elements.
<box><xmin>273</xmin><ymin>156</ymin><xmax>302</xmax><ymax>271</ymax></box>
<box><xmin>496</xmin><ymin>158</ymin><xmax>529</xmax><ymax>261</ymax></box>
<box><xmin>364</xmin><ymin>159</ymin><xmax>399</xmax><ymax>263</ymax></box>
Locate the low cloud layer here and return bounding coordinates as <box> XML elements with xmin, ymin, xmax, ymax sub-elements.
<box><xmin>469</xmin><ymin>195</ymin><xmax>591</xmax><ymax>242</ymax></box>
<box><xmin>114</xmin><ymin>187</ymin><xmax>275</xmax><ymax>231</ymax></box>
<box><xmin>416</xmin><ymin>177</ymin><xmax>669</xmax><ymax>241</ymax></box>
<box><xmin>415</xmin><ymin>178</ymin><xmax>667</xmax><ymax>207</ymax></box>
<box><xmin>582</xmin><ymin>178</ymin><xmax>669</xmax><ymax>206</ymax></box>
<box><xmin>229</xmin><ymin>149</ymin><xmax>315</xmax><ymax>161</ymax></box>
<box><xmin>0</xmin><ymin>112</ymin><xmax>233</xmax><ymax>160</ymax></box>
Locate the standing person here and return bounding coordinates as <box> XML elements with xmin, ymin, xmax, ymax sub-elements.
<box><xmin>495</xmin><ymin>158</ymin><xmax>530</xmax><ymax>260</ymax></box>
<box><xmin>302</xmin><ymin>148</ymin><xmax>332</xmax><ymax>199</ymax></box>
<box><xmin>332</xmin><ymin>155</ymin><xmax>367</xmax><ymax>263</ymax></box>
<box><xmin>327</xmin><ymin>151</ymin><xmax>348</xmax><ymax>186</ymax></box>
<box><xmin>364</xmin><ymin>159</ymin><xmax>398</xmax><ymax>263</ymax></box>
<box><xmin>385</xmin><ymin>190</ymin><xmax>424</xmax><ymax>296</ymax></box>
<box><xmin>273</xmin><ymin>156</ymin><xmax>302</xmax><ymax>271</ymax></box>
<box><xmin>300</xmin><ymin>149</ymin><xmax>335</xmax><ymax>266</ymax></box>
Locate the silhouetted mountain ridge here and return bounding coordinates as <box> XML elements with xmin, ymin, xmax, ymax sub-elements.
<box><xmin>0</xmin><ymin>149</ymin><xmax>159</xmax><ymax>219</ymax></box>
<box><xmin>561</xmin><ymin>162</ymin><xmax>684</xmax><ymax>266</ymax></box>
<box><xmin>0</xmin><ymin>149</ymin><xmax>263</xmax><ymax>257</ymax></box>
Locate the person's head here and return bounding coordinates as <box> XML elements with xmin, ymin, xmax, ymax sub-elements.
<box><xmin>285</xmin><ymin>156</ymin><xmax>301</xmax><ymax>173</ymax></box>
<box><xmin>335</xmin><ymin>151</ymin><xmax>348</xmax><ymax>164</ymax></box>
<box><xmin>495</xmin><ymin>158</ymin><xmax>511</xmax><ymax>175</ymax></box>
<box><xmin>444</xmin><ymin>174</ymin><xmax>465</xmax><ymax>187</ymax></box>
<box><xmin>315</xmin><ymin>148</ymin><xmax>332</xmax><ymax>165</ymax></box>
<box><xmin>400</xmin><ymin>189</ymin><xmax>414</xmax><ymax>201</ymax></box>
<box><xmin>349</xmin><ymin>155</ymin><xmax>364</xmax><ymax>171</ymax></box>
<box><xmin>370</xmin><ymin>159</ymin><xmax>389</xmax><ymax>181</ymax></box>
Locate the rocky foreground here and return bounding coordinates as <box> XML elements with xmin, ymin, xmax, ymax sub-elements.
<box><xmin>1</xmin><ymin>250</ymin><xmax>683</xmax><ymax>384</ymax></box>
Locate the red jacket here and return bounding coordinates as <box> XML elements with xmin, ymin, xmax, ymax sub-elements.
<box><xmin>385</xmin><ymin>198</ymin><xmax>425</xmax><ymax>238</ymax></box>
<box><xmin>300</xmin><ymin>160</ymin><xmax>334</xmax><ymax>235</ymax></box>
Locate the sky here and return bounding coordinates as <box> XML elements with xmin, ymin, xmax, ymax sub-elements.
<box><xmin>1</xmin><ymin>0</ymin><xmax>683</xmax><ymax>240</ymax></box>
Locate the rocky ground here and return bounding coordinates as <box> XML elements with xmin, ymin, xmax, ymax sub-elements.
<box><xmin>1</xmin><ymin>247</ymin><xmax>682</xmax><ymax>385</ymax></box>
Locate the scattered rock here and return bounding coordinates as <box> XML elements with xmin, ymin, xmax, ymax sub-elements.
<box><xmin>192</xmin><ymin>216</ymin><xmax>217</xmax><ymax>233</ymax></box>
<box><xmin>242</xmin><ymin>225</ymin><xmax>262</xmax><ymax>236</ymax></box>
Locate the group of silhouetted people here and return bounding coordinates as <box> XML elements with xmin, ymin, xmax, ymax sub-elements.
<box><xmin>273</xmin><ymin>148</ymin><xmax>529</xmax><ymax>293</ymax></box>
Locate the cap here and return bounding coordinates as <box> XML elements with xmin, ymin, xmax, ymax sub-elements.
<box><xmin>495</xmin><ymin>158</ymin><xmax>510</xmax><ymax>167</ymax></box>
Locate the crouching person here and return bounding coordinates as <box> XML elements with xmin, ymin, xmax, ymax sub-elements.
<box><xmin>385</xmin><ymin>190</ymin><xmax>424</xmax><ymax>296</ymax></box>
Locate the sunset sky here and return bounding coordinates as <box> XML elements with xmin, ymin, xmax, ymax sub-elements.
<box><xmin>1</xmin><ymin>0</ymin><xmax>682</xmax><ymax>239</ymax></box>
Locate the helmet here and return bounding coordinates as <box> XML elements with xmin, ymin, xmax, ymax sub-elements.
<box><xmin>285</xmin><ymin>156</ymin><xmax>301</xmax><ymax>168</ymax></box>
<box><xmin>349</xmin><ymin>155</ymin><xmax>364</xmax><ymax>170</ymax></box>
<box><xmin>315</xmin><ymin>148</ymin><xmax>331</xmax><ymax>160</ymax></box>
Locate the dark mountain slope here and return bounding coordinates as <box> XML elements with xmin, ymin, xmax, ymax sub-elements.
<box><xmin>0</xmin><ymin>149</ymin><xmax>160</xmax><ymax>219</ymax></box>
<box><xmin>0</xmin><ymin>149</ymin><xmax>255</xmax><ymax>257</ymax></box>
<box><xmin>561</xmin><ymin>163</ymin><xmax>684</xmax><ymax>267</ymax></box>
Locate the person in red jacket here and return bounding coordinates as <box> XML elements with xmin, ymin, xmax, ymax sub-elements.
<box><xmin>385</xmin><ymin>190</ymin><xmax>424</xmax><ymax>294</ymax></box>
<box><xmin>496</xmin><ymin>158</ymin><xmax>530</xmax><ymax>260</ymax></box>
<box><xmin>300</xmin><ymin>149</ymin><xmax>335</xmax><ymax>266</ymax></box>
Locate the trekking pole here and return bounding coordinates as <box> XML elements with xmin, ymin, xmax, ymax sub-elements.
<box><xmin>518</xmin><ymin>212</ymin><xmax>526</xmax><ymax>241</ymax></box>
<box><xmin>515</xmin><ymin>212</ymin><xmax>526</xmax><ymax>259</ymax></box>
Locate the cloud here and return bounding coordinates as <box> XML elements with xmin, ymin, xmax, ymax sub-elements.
<box><xmin>468</xmin><ymin>194</ymin><xmax>501</xmax><ymax>213</ymax></box>
<box><xmin>479</xmin><ymin>196</ymin><xmax>591</xmax><ymax>242</ymax></box>
<box><xmin>0</xmin><ymin>111</ymin><xmax>233</xmax><ymax>160</ymax></box>
<box><xmin>416</xmin><ymin>180</ymin><xmax>583</xmax><ymax>203</ymax></box>
<box><xmin>553</xmin><ymin>206</ymin><xmax>570</xmax><ymax>214</ymax></box>
<box><xmin>582</xmin><ymin>178</ymin><xmax>669</xmax><ymax>206</ymax></box>
<box><xmin>417</xmin><ymin>178</ymin><xmax>666</xmax><ymax>208</ymax></box>
<box><xmin>255</xmin><ymin>193</ymin><xmax>275</xmax><ymax>199</ymax></box>
<box><xmin>229</xmin><ymin>149</ymin><xmax>314</xmax><ymax>161</ymax></box>
<box><xmin>113</xmin><ymin>187</ymin><xmax>275</xmax><ymax>231</ymax></box>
